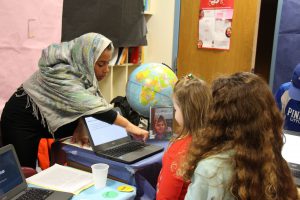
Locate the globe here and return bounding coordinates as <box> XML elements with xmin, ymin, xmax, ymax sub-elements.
<box><xmin>126</xmin><ymin>63</ymin><xmax>178</xmax><ymax>118</ymax></box>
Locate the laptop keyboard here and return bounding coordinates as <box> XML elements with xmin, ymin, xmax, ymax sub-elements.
<box><xmin>292</xmin><ymin>169</ymin><xmax>300</xmax><ymax>178</ymax></box>
<box><xmin>288</xmin><ymin>163</ymin><xmax>300</xmax><ymax>178</ymax></box>
<box><xmin>17</xmin><ymin>188</ymin><xmax>54</xmax><ymax>200</ymax></box>
<box><xmin>103</xmin><ymin>141</ymin><xmax>146</xmax><ymax>157</ymax></box>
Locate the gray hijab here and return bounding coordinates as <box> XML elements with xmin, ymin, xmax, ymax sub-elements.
<box><xmin>23</xmin><ymin>33</ymin><xmax>114</xmax><ymax>133</ymax></box>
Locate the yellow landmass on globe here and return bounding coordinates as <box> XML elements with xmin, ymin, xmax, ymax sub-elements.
<box><xmin>136</xmin><ymin>69</ymin><xmax>151</xmax><ymax>82</ymax></box>
<box><xmin>140</xmin><ymin>87</ymin><xmax>157</xmax><ymax>106</ymax></box>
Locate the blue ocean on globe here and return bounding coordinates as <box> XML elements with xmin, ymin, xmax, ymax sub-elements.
<box><xmin>126</xmin><ymin>63</ymin><xmax>178</xmax><ymax>118</ymax></box>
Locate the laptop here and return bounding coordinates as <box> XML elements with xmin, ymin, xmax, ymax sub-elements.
<box><xmin>281</xmin><ymin>130</ymin><xmax>300</xmax><ymax>186</ymax></box>
<box><xmin>83</xmin><ymin>116</ymin><xmax>164</xmax><ymax>164</ymax></box>
<box><xmin>0</xmin><ymin>144</ymin><xmax>73</xmax><ymax>200</ymax></box>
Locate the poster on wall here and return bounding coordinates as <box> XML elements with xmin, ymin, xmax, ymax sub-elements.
<box><xmin>198</xmin><ymin>0</ymin><xmax>234</xmax><ymax>50</ymax></box>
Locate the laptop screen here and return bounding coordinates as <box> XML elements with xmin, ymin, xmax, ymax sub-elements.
<box><xmin>0</xmin><ymin>149</ymin><xmax>23</xmax><ymax>196</ymax></box>
<box><xmin>85</xmin><ymin>116</ymin><xmax>129</xmax><ymax>146</ymax></box>
<box><xmin>282</xmin><ymin>131</ymin><xmax>300</xmax><ymax>164</ymax></box>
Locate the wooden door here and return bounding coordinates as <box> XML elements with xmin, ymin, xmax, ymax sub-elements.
<box><xmin>176</xmin><ymin>0</ymin><xmax>261</xmax><ymax>83</ymax></box>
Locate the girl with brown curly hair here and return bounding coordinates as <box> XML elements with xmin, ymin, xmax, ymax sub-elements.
<box><xmin>182</xmin><ymin>72</ymin><xmax>299</xmax><ymax>200</ymax></box>
<box><xmin>156</xmin><ymin>74</ymin><xmax>211</xmax><ymax>200</ymax></box>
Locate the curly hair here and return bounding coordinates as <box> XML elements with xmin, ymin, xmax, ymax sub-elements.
<box><xmin>181</xmin><ymin>72</ymin><xmax>299</xmax><ymax>200</ymax></box>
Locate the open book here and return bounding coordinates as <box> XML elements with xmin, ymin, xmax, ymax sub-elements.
<box><xmin>26</xmin><ymin>164</ymin><xmax>94</xmax><ymax>194</ymax></box>
<box><xmin>149</xmin><ymin>106</ymin><xmax>174</xmax><ymax>140</ymax></box>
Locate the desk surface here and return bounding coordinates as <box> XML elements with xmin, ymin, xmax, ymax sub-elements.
<box><xmin>30</xmin><ymin>178</ymin><xmax>136</xmax><ymax>200</ymax></box>
<box><xmin>72</xmin><ymin>179</ymin><xmax>136</xmax><ymax>200</ymax></box>
<box><xmin>54</xmin><ymin>140</ymin><xmax>168</xmax><ymax>200</ymax></box>
<box><xmin>61</xmin><ymin>140</ymin><xmax>167</xmax><ymax>182</ymax></box>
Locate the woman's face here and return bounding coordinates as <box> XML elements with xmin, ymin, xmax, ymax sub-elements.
<box><xmin>94</xmin><ymin>49</ymin><xmax>112</xmax><ymax>81</ymax></box>
<box><xmin>173</xmin><ymin>97</ymin><xmax>184</xmax><ymax>127</ymax></box>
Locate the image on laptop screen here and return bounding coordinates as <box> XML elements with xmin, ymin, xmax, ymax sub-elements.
<box><xmin>0</xmin><ymin>149</ymin><xmax>23</xmax><ymax>196</ymax></box>
<box><xmin>85</xmin><ymin>116</ymin><xmax>129</xmax><ymax>146</ymax></box>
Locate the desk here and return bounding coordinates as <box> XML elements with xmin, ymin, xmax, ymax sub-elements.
<box><xmin>30</xmin><ymin>178</ymin><xmax>136</xmax><ymax>200</ymax></box>
<box><xmin>51</xmin><ymin>140</ymin><xmax>167</xmax><ymax>200</ymax></box>
<box><xmin>72</xmin><ymin>179</ymin><xmax>136</xmax><ymax>200</ymax></box>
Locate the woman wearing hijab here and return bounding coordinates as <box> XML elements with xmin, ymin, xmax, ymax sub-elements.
<box><xmin>0</xmin><ymin>33</ymin><xmax>148</xmax><ymax>168</ymax></box>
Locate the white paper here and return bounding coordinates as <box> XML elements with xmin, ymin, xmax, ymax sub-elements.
<box><xmin>26</xmin><ymin>164</ymin><xmax>93</xmax><ymax>194</ymax></box>
<box><xmin>62</xmin><ymin>138</ymin><xmax>92</xmax><ymax>151</ymax></box>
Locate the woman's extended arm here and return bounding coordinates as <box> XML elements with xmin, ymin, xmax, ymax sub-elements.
<box><xmin>113</xmin><ymin>114</ymin><xmax>149</xmax><ymax>141</ymax></box>
<box><xmin>71</xmin><ymin>110</ymin><xmax>149</xmax><ymax>145</ymax></box>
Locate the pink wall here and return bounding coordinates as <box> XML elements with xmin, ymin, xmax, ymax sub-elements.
<box><xmin>0</xmin><ymin>0</ymin><xmax>63</xmax><ymax>114</ymax></box>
